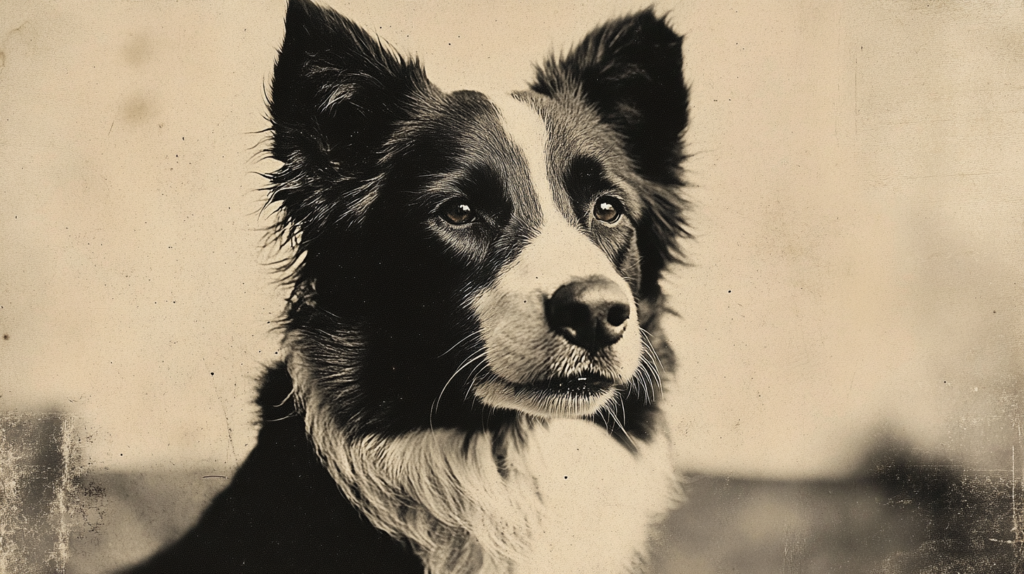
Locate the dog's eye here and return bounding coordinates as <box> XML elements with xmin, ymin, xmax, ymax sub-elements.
<box><xmin>440</xmin><ymin>200</ymin><xmax>476</xmax><ymax>225</ymax></box>
<box><xmin>593</xmin><ymin>196</ymin><xmax>623</xmax><ymax>224</ymax></box>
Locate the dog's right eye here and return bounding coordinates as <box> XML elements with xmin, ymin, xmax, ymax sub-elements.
<box><xmin>439</xmin><ymin>200</ymin><xmax>476</xmax><ymax>225</ymax></box>
<box><xmin>593</xmin><ymin>196</ymin><xmax>624</xmax><ymax>225</ymax></box>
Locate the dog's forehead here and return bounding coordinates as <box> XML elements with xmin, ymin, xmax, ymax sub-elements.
<box><xmin>473</xmin><ymin>91</ymin><xmax>603</xmax><ymax>221</ymax></box>
<box><xmin>478</xmin><ymin>91</ymin><xmax>632</xmax><ymax>207</ymax></box>
<box><xmin>482</xmin><ymin>93</ymin><xmax>559</xmax><ymax>209</ymax></box>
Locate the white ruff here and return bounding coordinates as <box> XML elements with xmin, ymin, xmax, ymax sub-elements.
<box><xmin>288</xmin><ymin>350</ymin><xmax>679</xmax><ymax>574</ymax></box>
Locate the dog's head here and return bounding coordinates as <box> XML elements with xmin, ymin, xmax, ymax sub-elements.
<box><xmin>268</xmin><ymin>0</ymin><xmax>688</xmax><ymax>433</ymax></box>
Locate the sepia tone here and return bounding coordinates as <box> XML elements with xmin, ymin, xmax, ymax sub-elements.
<box><xmin>1</xmin><ymin>0</ymin><xmax>1021</xmax><ymax>572</ymax></box>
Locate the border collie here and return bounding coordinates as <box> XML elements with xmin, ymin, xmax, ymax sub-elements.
<box><xmin>133</xmin><ymin>0</ymin><xmax>689</xmax><ymax>572</ymax></box>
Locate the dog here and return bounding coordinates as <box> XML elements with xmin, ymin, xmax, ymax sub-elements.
<box><xmin>132</xmin><ymin>0</ymin><xmax>689</xmax><ymax>572</ymax></box>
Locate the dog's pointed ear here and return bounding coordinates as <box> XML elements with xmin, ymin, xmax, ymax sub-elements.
<box><xmin>269</xmin><ymin>0</ymin><xmax>429</xmax><ymax>180</ymax></box>
<box><xmin>532</xmin><ymin>10</ymin><xmax>689</xmax><ymax>305</ymax></box>
<box><xmin>531</xmin><ymin>9</ymin><xmax>688</xmax><ymax>185</ymax></box>
<box><xmin>266</xmin><ymin>0</ymin><xmax>435</xmax><ymax>295</ymax></box>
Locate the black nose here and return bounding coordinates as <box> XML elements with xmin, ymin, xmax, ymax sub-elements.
<box><xmin>545</xmin><ymin>276</ymin><xmax>631</xmax><ymax>353</ymax></box>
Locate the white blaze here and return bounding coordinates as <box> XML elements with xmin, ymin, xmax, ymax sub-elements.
<box><xmin>472</xmin><ymin>94</ymin><xmax>642</xmax><ymax>417</ymax></box>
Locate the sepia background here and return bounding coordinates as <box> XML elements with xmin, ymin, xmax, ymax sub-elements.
<box><xmin>1</xmin><ymin>0</ymin><xmax>1022</xmax><ymax>572</ymax></box>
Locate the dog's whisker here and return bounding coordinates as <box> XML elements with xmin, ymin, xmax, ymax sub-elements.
<box><xmin>620</xmin><ymin>394</ymin><xmax>629</xmax><ymax>427</ymax></box>
<box><xmin>643</xmin><ymin>357</ymin><xmax>660</xmax><ymax>399</ymax></box>
<box><xmin>465</xmin><ymin>357</ymin><xmax>491</xmax><ymax>382</ymax></box>
<box><xmin>633</xmin><ymin>370</ymin><xmax>649</xmax><ymax>405</ymax></box>
<box><xmin>264</xmin><ymin>412</ymin><xmax>300</xmax><ymax>423</ymax></box>
<box><xmin>461</xmin><ymin>363</ymin><xmax>492</xmax><ymax>403</ymax></box>
<box><xmin>439</xmin><ymin>332</ymin><xmax>480</xmax><ymax>358</ymax></box>
<box><xmin>431</xmin><ymin>351</ymin><xmax>488</xmax><ymax>431</ymax></box>
<box><xmin>638</xmin><ymin>331</ymin><xmax>664</xmax><ymax>395</ymax></box>
<box><xmin>639</xmin><ymin>327</ymin><xmax>666</xmax><ymax>374</ymax></box>
<box><xmin>272</xmin><ymin>386</ymin><xmax>297</xmax><ymax>409</ymax></box>
<box><xmin>604</xmin><ymin>399</ymin><xmax>639</xmax><ymax>452</ymax></box>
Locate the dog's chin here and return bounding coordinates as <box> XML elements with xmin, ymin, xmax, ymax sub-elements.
<box><xmin>472</xmin><ymin>373</ymin><xmax>621</xmax><ymax>418</ymax></box>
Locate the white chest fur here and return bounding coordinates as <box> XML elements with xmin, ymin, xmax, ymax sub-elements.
<box><xmin>293</xmin><ymin>354</ymin><xmax>678</xmax><ymax>574</ymax></box>
<box><xmin>508</xmin><ymin>419</ymin><xmax>678</xmax><ymax>574</ymax></box>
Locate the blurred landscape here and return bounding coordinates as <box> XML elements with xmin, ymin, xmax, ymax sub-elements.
<box><xmin>4</xmin><ymin>413</ymin><xmax>1023</xmax><ymax>573</ymax></box>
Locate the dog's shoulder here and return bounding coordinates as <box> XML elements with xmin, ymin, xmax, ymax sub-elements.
<box><xmin>127</xmin><ymin>363</ymin><xmax>423</xmax><ymax>574</ymax></box>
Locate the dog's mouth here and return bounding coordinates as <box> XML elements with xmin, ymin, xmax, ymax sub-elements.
<box><xmin>524</xmin><ymin>372</ymin><xmax>615</xmax><ymax>395</ymax></box>
<box><xmin>472</xmin><ymin>370</ymin><xmax>621</xmax><ymax>418</ymax></box>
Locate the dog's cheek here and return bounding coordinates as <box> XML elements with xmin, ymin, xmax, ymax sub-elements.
<box><xmin>593</xmin><ymin>227</ymin><xmax>643</xmax><ymax>295</ymax></box>
<box><xmin>620</xmin><ymin>239</ymin><xmax>643</xmax><ymax>295</ymax></box>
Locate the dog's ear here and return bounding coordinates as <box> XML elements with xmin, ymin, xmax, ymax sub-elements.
<box><xmin>268</xmin><ymin>0</ymin><xmax>430</xmax><ymax>233</ymax></box>
<box><xmin>532</xmin><ymin>10</ymin><xmax>689</xmax><ymax>303</ymax></box>
<box><xmin>531</xmin><ymin>9</ymin><xmax>687</xmax><ymax>185</ymax></box>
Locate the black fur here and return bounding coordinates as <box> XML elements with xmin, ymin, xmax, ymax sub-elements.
<box><xmin>130</xmin><ymin>366</ymin><xmax>422</xmax><ymax>573</ymax></box>
<box><xmin>131</xmin><ymin>0</ymin><xmax>688</xmax><ymax>571</ymax></box>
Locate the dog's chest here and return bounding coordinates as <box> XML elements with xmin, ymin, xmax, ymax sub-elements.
<box><xmin>507</xmin><ymin>420</ymin><xmax>676</xmax><ymax>574</ymax></box>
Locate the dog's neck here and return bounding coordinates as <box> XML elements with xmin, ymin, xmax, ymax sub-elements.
<box><xmin>286</xmin><ymin>344</ymin><xmax>679</xmax><ymax>574</ymax></box>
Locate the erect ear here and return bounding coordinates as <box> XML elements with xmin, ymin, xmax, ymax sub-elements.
<box><xmin>532</xmin><ymin>10</ymin><xmax>689</xmax><ymax>308</ymax></box>
<box><xmin>267</xmin><ymin>0</ymin><xmax>432</xmax><ymax>233</ymax></box>
<box><xmin>531</xmin><ymin>9</ymin><xmax>688</xmax><ymax>185</ymax></box>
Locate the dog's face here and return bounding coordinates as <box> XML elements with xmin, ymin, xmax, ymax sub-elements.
<box><xmin>269</xmin><ymin>0</ymin><xmax>687</xmax><ymax>434</ymax></box>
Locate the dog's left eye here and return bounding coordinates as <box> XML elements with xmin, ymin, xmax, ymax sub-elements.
<box><xmin>440</xmin><ymin>200</ymin><xmax>476</xmax><ymax>225</ymax></box>
<box><xmin>593</xmin><ymin>196</ymin><xmax>623</xmax><ymax>224</ymax></box>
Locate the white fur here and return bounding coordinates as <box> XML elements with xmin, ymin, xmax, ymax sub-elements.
<box><xmin>289</xmin><ymin>348</ymin><xmax>678</xmax><ymax>574</ymax></box>
<box><xmin>472</xmin><ymin>95</ymin><xmax>642</xmax><ymax>418</ymax></box>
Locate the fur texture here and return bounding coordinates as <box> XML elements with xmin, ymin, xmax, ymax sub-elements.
<box><xmin>132</xmin><ymin>1</ymin><xmax>689</xmax><ymax>572</ymax></box>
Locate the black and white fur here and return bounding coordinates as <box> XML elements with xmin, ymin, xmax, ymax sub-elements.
<box><xmin>133</xmin><ymin>0</ymin><xmax>690</xmax><ymax>572</ymax></box>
